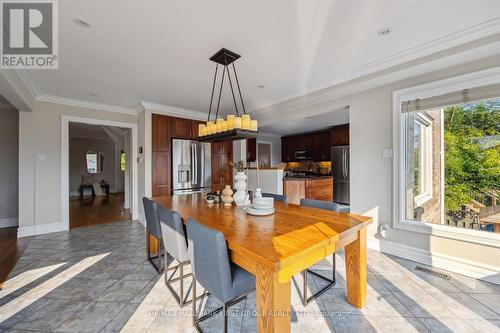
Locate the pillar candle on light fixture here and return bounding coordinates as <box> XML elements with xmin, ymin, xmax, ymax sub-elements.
<box><xmin>227</xmin><ymin>115</ymin><xmax>235</xmax><ymax>129</ymax></box>
<box><xmin>198</xmin><ymin>124</ymin><xmax>207</xmax><ymax>136</ymax></box>
<box><xmin>241</xmin><ymin>114</ymin><xmax>251</xmax><ymax>130</ymax></box>
<box><xmin>250</xmin><ymin>120</ymin><xmax>258</xmax><ymax>131</ymax></box>
<box><xmin>234</xmin><ymin>116</ymin><xmax>242</xmax><ymax>129</ymax></box>
<box><xmin>207</xmin><ymin>121</ymin><xmax>215</xmax><ymax>134</ymax></box>
<box><xmin>216</xmin><ymin>118</ymin><xmax>224</xmax><ymax>132</ymax></box>
<box><xmin>221</xmin><ymin>119</ymin><xmax>228</xmax><ymax>131</ymax></box>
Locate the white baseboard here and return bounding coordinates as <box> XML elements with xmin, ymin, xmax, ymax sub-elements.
<box><xmin>368</xmin><ymin>237</ymin><xmax>500</xmax><ymax>285</ymax></box>
<box><xmin>18</xmin><ymin>222</ymin><xmax>67</xmax><ymax>238</ymax></box>
<box><xmin>0</xmin><ymin>217</ymin><xmax>18</xmax><ymax>228</ymax></box>
<box><xmin>18</xmin><ymin>225</ymin><xmax>36</xmax><ymax>237</ymax></box>
<box><xmin>136</xmin><ymin>213</ymin><xmax>145</xmax><ymax>227</ymax></box>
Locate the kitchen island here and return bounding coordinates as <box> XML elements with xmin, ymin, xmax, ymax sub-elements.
<box><xmin>283</xmin><ymin>176</ymin><xmax>333</xmax><ymax>204</ymax></box>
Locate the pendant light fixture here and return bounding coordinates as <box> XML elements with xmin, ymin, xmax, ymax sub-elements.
<box><xmin>198</xmin><ymin>48</ymin><xmax>258</xmax><ymax>142</ymax></box>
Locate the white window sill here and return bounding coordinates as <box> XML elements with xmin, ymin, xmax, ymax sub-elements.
<box><xmin>395</xmin><ymin>219</ymin><xmax>500</xmax><ymax>248</ymax></box>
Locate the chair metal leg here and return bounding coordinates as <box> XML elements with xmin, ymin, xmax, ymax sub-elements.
<box><xmin>301</xmin><ymin>252</ymin><xmax>336</xmax><ymax>306</ymax></box>
<box><xmin>147</xmin><ymin>231</ymin><xmax>164</xmax><ymax>274</ymax></box>
<box><xmin>165</xmin><ymin>255</ymin><xmax>208</xmax><ymax>308</ymax></box>
<box><xmin>192</xmin><ymin>289</ymin><xmax>247</xmax><ymax>333</ymax></box>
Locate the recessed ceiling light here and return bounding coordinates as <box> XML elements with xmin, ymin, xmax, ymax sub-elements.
<box><xmin>89</xmin><ymin>92</ymin><xmax>99</xmax><ymax>97</ymax></box>
<box><xmin>257</xmin><ymin>84</ymin><xmax>265</xmax><ymax>88</ymax></box>
<box><xmin>378</xmin><ymin>28</ymin><xmax>391</xmax><ymax>36</ymax></box>
<box><xmin>74</xmin><ymin>18</ymin><xmax>91</xmax><ymax>28</ymax></box>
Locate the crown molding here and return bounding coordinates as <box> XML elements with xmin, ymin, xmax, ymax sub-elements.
<box><xmin>139</xmin><ymin>101</ymin><xmax>207</xmax><ymax>121</ymax></box>
<box><xmin>247</xmin><ymin>17</ymin><xmax>500</xmax><ymax>113</ymax></box>
<box><xmin>37</xmin><ymin>94</ymin><xmax>138</xmax><ymax>114</ymax></box>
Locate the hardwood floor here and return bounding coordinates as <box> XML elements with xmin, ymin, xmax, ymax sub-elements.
<box><xmin>70</xmin><ymin>193</ymin><xmax>131</xmax><ymax>229</ymax></box>
<box><xmin>0</xmin><ymin>227</ymin><xmax>31</xmax><ymax>289</ymax></box>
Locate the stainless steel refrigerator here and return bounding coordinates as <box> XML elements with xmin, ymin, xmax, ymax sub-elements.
<box><xmin>172</xmin><ymin>139</ymin><xmax>211</xmax><ymax>195</ymax></box>
<box><xmin>331</xmin><ymin>145</ymin><xmax>350</xmax><ymax>205</ymax></box>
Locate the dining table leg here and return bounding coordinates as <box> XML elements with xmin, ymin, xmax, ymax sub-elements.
<box><xmin>255</xmin><ymin>264</ymin><xmax>291</xmax><ymax>333</ymax></box>
<box><xmin>344</xmin><ymin>227</ymin><xmax>367</xmax><ymax>308</ymax></box>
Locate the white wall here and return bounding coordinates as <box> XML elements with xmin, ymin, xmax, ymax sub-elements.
<box><xmin>69</xmin><ymin>137</ymin><xmax>119</xmax><ymax>194</ymax></box>
<box><xmin>325</xmin><ymin>57</ymin><xmax>500</xmax><ymax>280</ymax></box>
<box><xmin>257</xmin><ymin>134</ymin><xmax>281</xmax><ymax>167</ymax></box>
<box><xmin>0</xmin><ymin>108</ymin><xmax>19</xmax><ymax>226</ymax></box>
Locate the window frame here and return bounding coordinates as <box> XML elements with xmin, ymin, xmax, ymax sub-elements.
<box><xmin>392</xmin><ymin>66</ymin><xmax>500</xmax><ymax>248</ymax></box>
<box><xmin>411</xmin><ymin>113</ymin><xmax>433</xmax><ymax>208</ymax></box>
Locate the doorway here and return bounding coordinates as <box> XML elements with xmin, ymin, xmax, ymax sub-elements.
<box><xmin>68</xmin><ymin>123</ymin><xmax>132</xmax><ymax>228</ymax></box>
<box><xmin>61</xmin><ymin>116</ymin><xmax>138</xmax><ymax>230</ymax></box>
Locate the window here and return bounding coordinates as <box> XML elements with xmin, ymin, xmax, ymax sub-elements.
<box><xmin>86</xmin><ymin>151</ymin><xmax>103</xmax><ymax>173</ymax></box>
<box><xmin>404</xmin><ymin>112</ymin><xmax>435</xmax><ymax>221</ymax></box>
<box><xmin>396</xmin><ymin>78</ymin><xmax>500</xmax><ymax>238</ymax></box>
<box><xmin>120</xmin><ymin>151</ymin><xmax>126</xmax><ymax>172</ymax></box>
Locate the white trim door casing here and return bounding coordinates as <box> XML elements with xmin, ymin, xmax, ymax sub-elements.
<box><xmin>392</xmin><ymin>66</ymin><xmax>500</xmax><ymax>248</ymax></box>
<box><xmin>61</xmin><ymin>115</ymin><xmax>139</xmax><ymax>231</ymax></box>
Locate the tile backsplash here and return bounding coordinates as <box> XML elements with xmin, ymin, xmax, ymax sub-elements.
<box><xmin>285</xmin><ymin>161</ymin><xmax>331</xmax><ymax>174</ymax></box>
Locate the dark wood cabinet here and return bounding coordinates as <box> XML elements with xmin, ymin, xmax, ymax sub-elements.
<box><xmin>152</xmin><ymin>152</ymin><xmax>171</xmax><ymax>197</ymax></box>
<box><xmin>171</xmin><ymin>117</ymin><xmax>198</xmax><ymax>139</ymax></box>
<box><xmin>152</xmin><ymin>114</ymin><xmax>171</xmax><ymax>152</ymax></box>
<box><xmin>211</xmin><ymin>141</ymin><xmax>233</xmax><ymax>192</ymax></box>
<box><xmin>151</xmin><ymin>114</ymin><xmax>205</xmax><ymax>197</ymax></box>
<box><xmin>247</xmin><ymin>138</ymin><xmax>256</xmax><ymax>162</ymax></box>
<box><xmin>280</xmin><ymin>124</ymin><xmax>349</xmax><ymax>163</ymax></box>
<box><xmin>281</xmin><ymin>137</ymin><xmax>296</xmax><ymax>162</ymax></box>
<box><xmin>313</xmin><ymin>132</ymin><xmax>331</xmax><ymax>161</ymax></box>
<box><xmin>295</xmin><ymin>135</ymin><xmax>313</xmax><ymax>149</ymax></box>
<box><xmin>330</xmin><ymin>125</ymin><xmax>349</xmax><ymax>146</ymax></box>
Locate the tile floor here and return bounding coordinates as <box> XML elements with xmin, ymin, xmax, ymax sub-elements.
<box><xmin>1</xmin><ymin>221</ymin><xmax>499</xmax><ymax>333</ymax></box>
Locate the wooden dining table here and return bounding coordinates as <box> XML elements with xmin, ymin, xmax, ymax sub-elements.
<box><xmin>152</xmin><ymin>194</ymin><xmax>372</xmax><ymax>333</ymax></box>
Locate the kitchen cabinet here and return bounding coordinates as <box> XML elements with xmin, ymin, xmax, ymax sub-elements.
<box><xmin>152</xmin><ymin>114</ymin><xmax>205</xmax><ymax>197</ymax></box>
<box><xmin>330</xmin><ymin>124</ymin><xmax>349</xmax><ymax>146</ymax></box>
<box><xmin>247</xmin><ymin>138</ymin><xmax>256</xmax><ymax>162</ymax></box>
<box><xmin>283</xmin><ymin>177</ymin><xmax>333</xmax><ymax>204</ymax></box>
<box><xmin>152</xmin><ymin>152</ymin><xmax>171</xmax><ymax>197</ymax></box>
<box><xmin>171</xmin><ymin>117</ymin><xmax>203</xmax><ymax>139</ymax></box>
<box><xmin>313</xmin><ymin>131</ymin><xmax>331</xmax><ymax>161</ymax></box>
<box><xmin>152</xmin><ymin>114</ymin><xmax>171</xmax><ymax>152</ymax></box>
<box><xmin>295</xmin><ymin>135</ymin><xmax>313</xmax><ymax>149</ymax></box>
<box><xmin>211</xmin><ymin>141</ymin><xmax>233</xmax><ymax>192</ymax></box>
<box><xmin>281</xmin><ymin>137</ymin><xmax>296</xmax><ymax>162</ymax></box>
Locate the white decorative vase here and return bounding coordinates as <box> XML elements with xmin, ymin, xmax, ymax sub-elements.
<box><xmin>222</xmin><ymin>185</ymin><xmax>234</xmax><ymax>207</ymax></box>
<box><xmin>233</xmin><ymin>171</ymin><xmax>247</xmax><ymax>206</ymax></box>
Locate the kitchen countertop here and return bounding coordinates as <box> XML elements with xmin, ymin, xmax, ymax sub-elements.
<box><xmin>283</xmin><ymin>175</ymin><xmax>333</xmax><ymax>181</ymax></box>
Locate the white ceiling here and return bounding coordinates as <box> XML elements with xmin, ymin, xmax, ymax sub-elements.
<box><xmin>22</xmin><ymin>1</ymin><xmax>500</xmax><ymax>132</ymax></box>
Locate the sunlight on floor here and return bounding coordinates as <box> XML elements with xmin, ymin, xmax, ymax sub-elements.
<box><xmin>1</xmin><ymin>262</ymin><xmax>66</xmax><ymax>298</ymax></box>
<box><xmin>0</xmin><ymin>253</ymin><xmax>109</xmax><ymax>322</ymax></box>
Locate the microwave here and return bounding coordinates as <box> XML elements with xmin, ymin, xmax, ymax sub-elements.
<box><xmin>295</xmin><ymin>148</ymin><xmax>313</xmax><ymax>160</ymax></box>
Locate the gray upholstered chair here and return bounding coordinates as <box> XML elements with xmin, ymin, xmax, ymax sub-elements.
<box><xmin>142</xmin><ymin>197</ymin><xmax>164</xmax><ymax>273</ymax></box>
<box><xmin>300</xmin><ymin>198</ymin><xmax>350</xmax><ymax>213</ymax></box>
<box><xmin>298</xmin><ymin>198</ymin><xmax>347</xmax><ymax>305</ymax></box>
<box><xmin>186</xmin><ymin>218</ymin><xmax>255</xmax><ymax>333</ymax></box>
<box><xmin>158</xmin><ymin>206</ymin><xmax>207</xmax><ymax>308</ymax></box>
<box><xmin>262</xmin><ymin>192</ymin><xmax>288</xmax><ymax>203</ymax></box>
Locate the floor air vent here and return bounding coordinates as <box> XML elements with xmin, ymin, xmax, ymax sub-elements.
<box><xmin>415</xmin><ymin>266</ymin><xmax>451</xmax><ymax>280</ymax></box>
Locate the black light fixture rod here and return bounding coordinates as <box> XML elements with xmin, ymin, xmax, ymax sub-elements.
<box><xmin>226</xmin><ymin>64</ymin><xmax>240</xmax><ymax>116</ymax></box>
<box><xmin>232</xmin><ymin>63</ymin><xmax>246</xmax><ymax>114</ymax></box>
<box><xmin>207</xmin><ymin>64</ymin><xmax>219</xmax><ymax>122</ymax></box>
<box><xmin>215</xmin><ymin>65</ymin><xmax>226</xmax><ymax>120</ymax></box>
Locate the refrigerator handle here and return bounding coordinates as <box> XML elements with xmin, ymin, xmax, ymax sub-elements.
<box><xmin>193</xmin><ymin>143</ymin><xmax>198</xmax><ymax>185</ymax></box>
<box><xmin>191</xmin><ymin>143</ymin><xmax>194</xmax><ymax>183</ymax></box>
<box><xmin>345</xmin><ymin>148</ymin><xmax>349</xmax><ymax>178</ymax></box>
<box><xmin>343</xmin><ymin>149</ymin><xmax>347</xmax><ymax>178</ymax></box>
